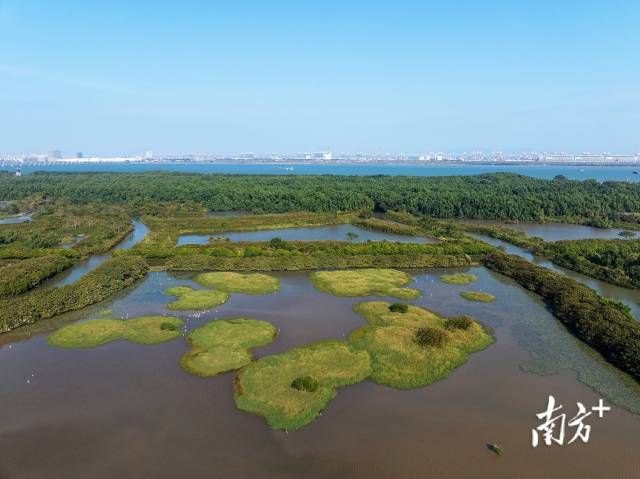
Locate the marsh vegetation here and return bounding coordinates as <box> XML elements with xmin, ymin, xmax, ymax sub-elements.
<box><xmin>164</xmin><ymin>286</ymin><xmax>229</xmax><ymax>310</ymax></box>
<box><xmin>460</xmin><ymin>291</ymin><xmax>497</xmax><ymax>302</ymax></box>
<box><xmin>48</xmin><ymin>316</ymin><xmax>184</xmax><ymax>348</ymax></box>
<box><xmin>194</xmin><ymin>272</ymin><xmax>280</xmax><ymax>295</ymax></box>
<box><xmin>440</xmin><ymin>273</ymin><xmax>478</xmax><ymax>285</ymax></box>
<box><xmin>348</xmin><ymin>301</ymin><xmax>494</xmax><ymax>389</ymax></box>
<box><xmin>181</xmin><ymin>318</ymin><xmax>277</xmax><ymax>377</ymax></box>
<box><xmin>310</xmin><ymin>268</ymin><xmax>421</xmax><ymax>299</ymax></box>
<box><xmin>234</xmin><ymin>341</ymin><xmax>372</xmax><ymax>430</ymax></box>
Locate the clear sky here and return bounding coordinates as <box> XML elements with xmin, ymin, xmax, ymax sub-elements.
<box><xmin>1</xmin><ymin>0</ymin><xmax>638</xmax><ymax>156</ymax></box>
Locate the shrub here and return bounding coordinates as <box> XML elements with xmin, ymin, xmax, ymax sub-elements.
<box><xmin>160</xmin><ymin>322</ymin><xmax>177</xmax><ymax>331</ymax></box>
<box><xmin>0</xmin><ymin>231</ymin><xmax>18</xmax><ymax>245</ymax></box>
<box><xmin>389</xmin><ymin>303</ymin><xmax>409</xmax><ymax>313</ymax></box>
<box><xmin>414</xmin><ymin>327</ymin><xmax>449</xmax><ymax>348</ymax></box>
<box><xmin>0</xmin><ymin>254</ymin><xmax>74</xmax><ymax>298</ymax></box>
<box><xmin>445</xmin><ymin>315</ymin><xmax>474</xmax><ymax>331</ymax></box>
<box><xmin>25</xmin><ymin>233</ymin><xmax>58</xmax><ymax>249</ymax></box>
<box><xmin>269</xmin><ymin>237</ymin><xmax>287</xmax><ymax>248</ymax></box>
<box><xmin>291</xmin><ymin>375</ymin><xmax>319</xmax><ymax>392</ymax></box>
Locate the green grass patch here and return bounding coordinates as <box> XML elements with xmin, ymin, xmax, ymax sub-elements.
<box><xmin>234</xmin><ymin>340</ymin><xmax>371</xmax><ymax>430</ymax></box>
<box><xmin>460</xmin><ymin>291</ymin><xmax>496</xmax><ymax>302</ymax></box>
<box><xmin>348</xmin><ymin>301</ymin><xmax>493</xmax><ymax>389</ymax></box>
<box><xmin>440</xmin><ymin>273</ymin><xmax>478</xmax><ymax>285</ymax></box>
<box><xmin>309</xmin><ymin>268</ymin><xmax>421</xmax><ymax>299</ymax></box>
<box><xmin>194</xmin><ymin>271</ymin><xmax>280</xmax><ymax>295</ymax></box>
<box><xmin>181</xmin><ymin>318</ymin><xmax>277</xmax><ymax>377</ymax></box>
<box><xmin>48</xmin><ymin>316</ymin><xmax>184</xmax><ymax>348</ymax></box>
<box><xmin>164</xmin><ymin>286</ymin><xmax>229</xmax><ymax>310</ymax></box>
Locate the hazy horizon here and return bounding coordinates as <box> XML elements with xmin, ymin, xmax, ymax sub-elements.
<box><xmin>1</xmin><ymin>1</ymin><xmax>638</xmax><ymax>155</ymax></box>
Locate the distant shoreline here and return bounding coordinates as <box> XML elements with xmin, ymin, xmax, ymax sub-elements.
<box><xmin>2</xmin><ymin>160</ymin><xmax>640</xmax><ymax>168</ymax></box>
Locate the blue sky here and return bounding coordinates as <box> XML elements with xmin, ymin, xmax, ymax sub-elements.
<box><xmin>0</xmin><ymin>0</ymin><xmax>638</xmax><ymax>155</ymax></box>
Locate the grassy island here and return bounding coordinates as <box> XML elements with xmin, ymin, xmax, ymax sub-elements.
<box><xmin>181</xmin><ymin>318</ymin><xmax>277</xmax><ymax>376</ymax></box>
<box><xmin>460</xmin><ymin>291</ymin><xmax>496</xmax><ymax>302</ymax></box>
<box><xmin>310</xmin><ymin>268</ymin><xmax>421</xmax><ymax>299</ymax></box>
<box><xmin>440</xmin><ymin>273</ymin><xmax>478</xmax><ymax>285</ymax></box>
<box><xmin>234</xmin><ymin>341</ymin><xmax>371</xmax><ymax>430</ymax></box>
<box><xmin>48</xmin><ymin>316</ymin><xmax>184</xmax><ymax>348</ymax></box>
<box><xmin>348</xmin><ymin>301</ymin><xmax>493</xmax><ymax>389</ymax></box>
<box><xmin>194</xmin><ymin>272</ymin><xmax>280</xmax><ymax>295</ymax></box>
<box><xmin>164</xmin><ymin>286</ymin><xmax>229</xmax><ymax>310</ymax></box>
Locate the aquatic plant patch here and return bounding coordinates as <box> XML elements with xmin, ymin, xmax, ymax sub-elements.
<box><xmin>194</xmin><ymin>271</ymin><xmax>280</xmax><ymax>295</ymax></box>
<box><xmin>164</xmin><ymin>286</ymin><xmax>229</xmax><ymax>310</ymax></box>
<box><xmin>460</xmin><ymin>291</ymin><xmax>496</xmax><ymax>302</ymax></box>
<box><xmin>234</xmin><ymin>341</ymin><xmax>371</xmax><ymax>430</ymax></box>
<box><xmin>48</xmin><ymin>316</ymin><xmax>184</xmax><ymax>348</ymax></box>
<box><xmin>348</xmin><ymin>301</ymin><xmax>493</xmax><ymax>389</ymax></box>
<box><xmin>181</xmin><ymin>318</ymin><xmax>278</xmax><ymax>377</ymax></box>
<box><xmin>309</xmin><ymin>268</ymin><xmax>421</xmax><ymax>299</ymax></box>
<box><xmin>440</xmin><ymin>273</ymin><xmax>478</xmax><ymax>285</ymax></box>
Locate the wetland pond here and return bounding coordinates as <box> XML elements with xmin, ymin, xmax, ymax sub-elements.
<box><xmin>463</xmin><ymin>220</ymin><xmax>639</xmax><ymax>241</ymax></box>
<box><xmin>1</xmin><ymin>267</ymin><xmax>640</xmax><ymax>478</ymax></box>
<box><xmin>0</xmin><ymin>215</ymin><xmax>31</xmax><ymax>225</ymax></box>
<box><xmin>177</xmin><ymin>224</ymin><xmax>436</xmax><ymax>245</ymax></box>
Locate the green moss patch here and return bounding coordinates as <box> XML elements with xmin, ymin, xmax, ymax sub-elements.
<box><xmin>234</xmin><ymin>341</ymin><xmax>371</xmax><ymax>430</ymax></box>
<box><xmin>164</xmin><ymin>286</ymin><xmax>229</xmax><ymax>310</ymax></box>
<box><xmin>181</xmin><ymin>318</ymin><xmax>278</xmax><ymax>377</ymax></box>
<box><xmin>460</xmin><ymin>291</ymin><xmax>496</xmax><ymax>303</ymax></box>
<box><xmin>194</xmin><ymin>271</ymin><xmax>280</xmax><ymax>295</ymax></box>
<box><xmin>440</xmin><ymin>273</ymin><xmax>478</xmax><ymax>285</ymax></box>
<box><xmin>48</xmin><ymin>316</ymin><xmax>184</xmax><ymax>349</ymax></box>
<box><xmin>310</xmin><ymin>268</ymin><xmax>421</xmax><ymax>300</ymax></box>
<box><xmin>348</xmin><ymin>301</ymin><xmax>493</xmax><ymax>389</ymax></box>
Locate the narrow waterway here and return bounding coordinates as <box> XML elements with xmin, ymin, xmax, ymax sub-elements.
<box><xmin>47</xmin><ymin>219</ymin><xmax>149</xmax><ymax>287</ymax></box>
<box><xmin>0</xmin><ymin>215</ymin><xmax>31</xmax><ymax>224</ymax></box>
<box><xmin>470</xmin><ymin>233</ymin><xmax>640</xmax><ymax>318</ymax></box>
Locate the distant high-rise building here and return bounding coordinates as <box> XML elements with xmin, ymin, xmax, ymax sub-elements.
<box><xmin>144</xmin><ymin>150</ymin><xmax>153</xmax><ymax>160</ymax></box>
<box><xmin>48</xmin><ymin>150</ymin><xmax>62</xmax><ymax>159</ymax></box>
<box><xmin>76</xmin><ymin>152</ymin><xmax>83</xmax><ymax>159</ymax></box>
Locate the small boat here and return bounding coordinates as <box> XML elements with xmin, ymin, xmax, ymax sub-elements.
<box><xmin>633</xmin><ymin>171</ymin><xmax>638</xmax><ymax>175</ymax></box>
<box><xmin>487</xmin><ymin>443</ymin><xmax>503</xmax><ymax>455</ymax></box>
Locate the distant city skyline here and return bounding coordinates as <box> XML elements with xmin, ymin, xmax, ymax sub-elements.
<box><xmin>1</xmin><ymin>1</ymin><xmax>639</xmax><ymax>154</ymax></box>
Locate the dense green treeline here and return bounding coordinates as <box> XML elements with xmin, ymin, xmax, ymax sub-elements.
<box><xmin>0</xmin><ymin>255</ymin><xmax>149</xmax><ymax>332</ymax></box>
<box><xmin>484</xmin><ymin>252</ymin><xmax>640</xmax><ymax>382</ymax></box>
<box><xmin>547</xmin><ymin>239</ymin><xmax>640</xmax><ymax>289</ymax></box>
<box><xmin>2</xmin><ymin>172</ymin><xmax>640</xmax><ymax>221</ymax></box>
<box><xmin>0</xmin><ymin>255</ymin><xmax>74</xmax><ymax>298</ymax></box>
<box><xmin>126</xmin><ymin>238</ymin><xmax>494</xmax><ymax>260</ymax></box>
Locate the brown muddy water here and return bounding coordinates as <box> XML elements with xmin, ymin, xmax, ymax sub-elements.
<box><xmin>1</xmin><ymin>268</ymin><xmax>640</xmax><ymax>479</ymax></box>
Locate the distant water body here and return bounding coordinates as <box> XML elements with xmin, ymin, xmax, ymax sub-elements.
<box><xmin>11</xmin><ymin>163</ymin><xmax>640</xmax><ymax>181</ymax></box>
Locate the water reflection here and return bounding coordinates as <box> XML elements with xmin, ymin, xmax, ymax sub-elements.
<box><xmin>177</xmin><ymin>224</ymin><xmax>435</xmax><ymax>245</ymax></box>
